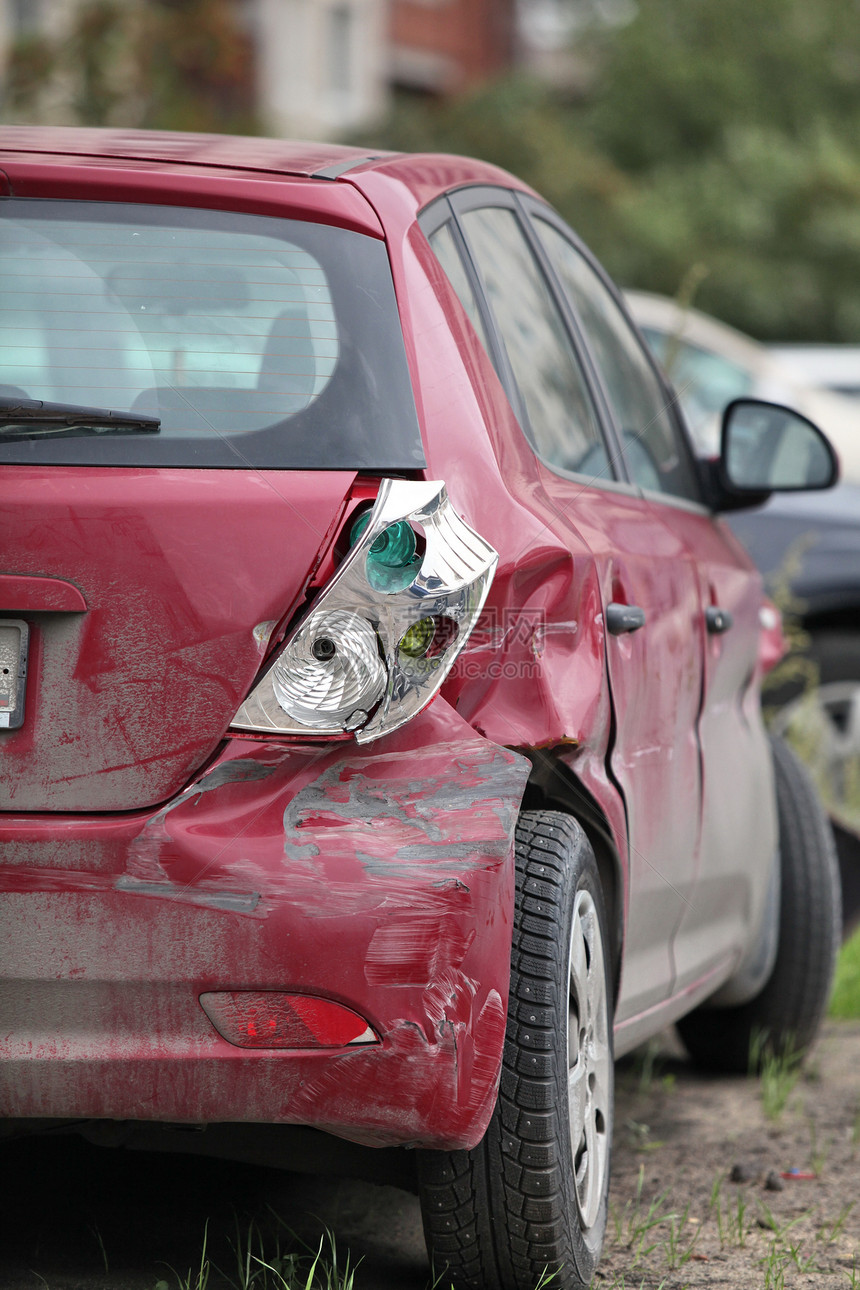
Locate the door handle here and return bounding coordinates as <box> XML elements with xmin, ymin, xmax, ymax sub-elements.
<box><xmin>705</xmin><ymin>606</ymin><xmax>733</xmax><ymax>635</ymax></box>
<box><xmin>606</xmin><ymin>603</ymin><xmax>646</xmax><ymax>635</ymax></box>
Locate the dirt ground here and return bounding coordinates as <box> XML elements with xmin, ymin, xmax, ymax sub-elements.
<box><xmin>599</xmin><ymin>1019</ymin><xmax>860</xmax><ymax>1289</ymax></box>
<box><xmin>2</xmin><ymin>1020</ymin><xmax>858</xmax><ymax>1289</ymax></box>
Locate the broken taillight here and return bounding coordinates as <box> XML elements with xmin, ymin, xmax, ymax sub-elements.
<box><xmin>200</xmin><ymin>991</ymin><xmax>378</xmax><ymax>1049</ymax></box>
<box><xmin>230</xmin><ymin>478</ymin><xmax>497</xmax><ymax>742</ymax></box>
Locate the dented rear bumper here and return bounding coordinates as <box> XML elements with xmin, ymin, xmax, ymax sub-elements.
<box><xmin>0</xmin><ymin>701</ymin><xmax>529</xmax><ymax>1149</ymax></box>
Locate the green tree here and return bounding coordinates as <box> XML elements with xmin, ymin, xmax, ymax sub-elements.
<box><xmin>365</xmin><ymin>0</ymin><xmax>860</xmax><ymax>342</ymax></box>
<box><xmin>584</xmin><ymin>0</ymin><xmax>860</xmax><ymax>171</ymax></box>
<box><xmin>0</xmin><ymin>0</ymin><xmax>258</xmax><ymax>135</ymax></box>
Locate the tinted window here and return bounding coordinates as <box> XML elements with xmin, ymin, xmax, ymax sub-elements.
<box><xmin>459</xmin><ymin>206</ymin><xmax>610</xmax><ymax>479</ymax></box>
<box><xmin>427</xmin><ymin>222</ymin><xmax>490</xmax><ymax>352</ymax></box>
<box><xmin>641</xmin><ymin>326</ymin><xmax>755</xmax><ymax>455</ymax></box>
<box><xmin>0</xmin><ymin>200</ymin><xmax>424</xmax><ymax>470</ymax></box>
<box><xmin>535</xmin><ymin>218</ymin><xmax>698</xmax><ymax>500</ymax></box>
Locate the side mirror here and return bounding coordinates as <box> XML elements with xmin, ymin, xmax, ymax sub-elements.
<box><xmin>721</xmin><ymin>398</ymin><xmax>839</xmax><ymax>493</ymax></box>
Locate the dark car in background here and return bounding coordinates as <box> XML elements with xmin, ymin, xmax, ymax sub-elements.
<box><xmin>627</xmin><ymin>290</ymin><xmax>860</xmax><ymax>932</ymax></box>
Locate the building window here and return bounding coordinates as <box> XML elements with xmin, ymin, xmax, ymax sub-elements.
<box><xmin>11</xmin><ymin>0</ymin><xmax>42</xmax><ymax>33</ymax></box>
<box><xmin>329</xmin><ymin>4</ymin><xmax>353</xmax><ymax>96</ymax></box>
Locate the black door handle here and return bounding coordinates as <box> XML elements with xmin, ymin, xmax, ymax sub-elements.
<box><xmin>606</xmin><ymin>603</ymin><xmax>646</xmax><ymax>635</ymax></box>
<box><xmin>705</xmin><ymin>606</ymin><xmax>733</xmax><ymax>634</ymax></box>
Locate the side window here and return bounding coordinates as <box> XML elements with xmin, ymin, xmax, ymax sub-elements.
<box><xmin>534</xmin><ymin>218</ymin><xmax>699</xmax><ymax>501</ymax></box>
<box><xmin>640</xmin><ymin>326</ymin><xmax>754</xmax><ymax>456</ymax></box>
<box><xmin>427</xmin><ymin>222</ymin><xmax>491</xmax><ymax>354</ymax></box>
<box><xmin>456</xmin><ymin>205</ymin><xmax>611</xmax><ymax>480</ymax></box>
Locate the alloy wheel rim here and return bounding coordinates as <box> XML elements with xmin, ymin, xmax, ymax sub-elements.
<box><xmin>567</xmin><ymin>888</ymin><xmax>611</xmax><ymax>1232</ymax></box>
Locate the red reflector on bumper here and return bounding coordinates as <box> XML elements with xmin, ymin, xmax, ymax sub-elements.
<box><xmin>199</xmin><ymin>991</ymin><xmax>378</xmax><ymax>1049</ymax></box>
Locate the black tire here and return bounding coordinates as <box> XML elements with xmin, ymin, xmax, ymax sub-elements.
<box><xmin>677</xmin><ymin>733</ymin><xmax>841</xmax><ymax>1074</ymax></box>
<box><xmin>417</xmin><ymin>811</ymin><xmax>613</xmax><ymax>1290</ymax></box>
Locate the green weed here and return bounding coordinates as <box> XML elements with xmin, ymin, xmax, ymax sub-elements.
<box><xmin>751</xmin><ymin>1030</ymin><xmax>803</xmax><ymax>1121</ymax></box>
<box><xmin>786</xmin><ymin>1239</ymin><xmax>818</xmax><ymax>1273</ymax></box>
<box><xmin>661</xmin><ymin>1202</ymin><xmax>699</xmax><ymax>1270</ymax></box>
<box><xmin>90</xmin><ymin>1223</ymin><xmax>109</xmax><ymax>1276</ymax></box>
<box><xmin>709</xmin><ymin>1172</ymin><xmax>753</xmax><ymax>1250</ymax></box>
<box><xmin>830</xmin><ymin>925</ymin><xmax>860</xmax><ymax>1019</ymax></box>
<box><xmin>611</xmin><ymin>1164</ymin><xmax>678</xmax><ymax>1266</ymax></box>
<box><xmin>157</xmin><ymin>1219</ymin><xmax>211</xmax><ymax>1290</ymax></box>
<box><xmin>808</xmin><ymin>1118</ymin><xmax>832</xmax><ymax>1174</ymax></box>
<box><xmin>755</xmin><ymin>1198</ymin><xmax>804</xmax><ymax>1241</ymax></box>
<box><xmin>818</xmin><ymin>1202</ymin><xmax>856</xmax><ymax>1244</ymax></box>
<box><xmin>156</xmin><ymin>1221</ymin><xmax>360</xmax><ymax>1290</ymax></box>
<box><xmin>760</xmin><ymin>1240</ymin><xmax>788</xmax><ymax>1290</ymax></box>
<box><xmin>623</xmin><ymin>1119</ymin><xmax>664</xmax><ymax>1152</ymax></box>
<box><xmin>729</xmin><ymin>1189</ymin><xmax>748</xmax><ymax>1249</ymax></box>
<box><xmin>708</xmin><ymin>1174</ymin><xmax>726</xmax><ymax>1248</ymax></box>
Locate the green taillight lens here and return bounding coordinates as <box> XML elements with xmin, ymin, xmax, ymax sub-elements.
<box><xmin>350</xmin><ymin>512</ymin><xmax>421</xmax><ymax>593</ymax></box>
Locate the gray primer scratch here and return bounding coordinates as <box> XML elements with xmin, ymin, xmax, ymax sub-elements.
<box><xmin>279</xmin><ymin>743</ymin><xmax>531</xmax><ymax>872</ymax></box>
<box><xmin>395</xmin><ymin>839</ymin><xmax>510</xmax><ymax>862</ymax></box>
<box><xmin>115</xmin><ymin>875</ymin><xmax>260</xmax><ymax>913</ymax></box>
<box><xmin>188</xmin><ymin>758</ymin><xmax>278</xmax><ymax>796</ymax></box>
<box><xmin>281</xmin><ymin>746</ymin><xmax>530</xmax><ymax>868</ymax></box>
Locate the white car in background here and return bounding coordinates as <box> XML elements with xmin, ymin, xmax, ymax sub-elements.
<box><xmin>770</xmin><ymin>345</ymin><xmax>860</xmax><ymax>401</ymax></box>
<box><xmin>627</xmin><ymin>290</ymin><xmax>860</xmax><ymax>483</ymax></box>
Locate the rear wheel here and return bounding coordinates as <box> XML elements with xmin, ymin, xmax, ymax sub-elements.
<box><xmin>417</xmin><ymin>811</ymin><xmax>613</xmax><ymax>1290</ymax></box>
<box><xmin>678</xmin><ymin>734</ymin><xmax>841</xmax><ymax>1073</ymax></box>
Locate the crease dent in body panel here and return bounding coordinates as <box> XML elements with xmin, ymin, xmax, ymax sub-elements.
<box><xmin>118</xmin><ymin>758</ymin><xmax>277</xmax><ymax>911</ymax></box>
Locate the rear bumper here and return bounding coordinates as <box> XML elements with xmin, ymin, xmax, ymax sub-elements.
<box><xmin>0</xmin><ymin>701</ymin><xmax>529</xmax><ymax>1149</ymax></box>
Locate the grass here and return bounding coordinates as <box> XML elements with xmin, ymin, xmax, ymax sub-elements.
<box><xmin>749</xmin><ymin>1030</ymin><xmax>803</xmax><ymax>1122</ymax></box>
<box><xmin>830</xmin><ymin>924</ymin><xmax>860</xmax><ymax>1018</ymax></box>
<box><xmin>152</xmin><ymin>1223</ymin><xmax>362</xmax><ymax>1290</ymax></box>
<box><xmin>147</xmin><ymin>1221</ymin><xmax>562</xmax><ymax>1290</ymax></box>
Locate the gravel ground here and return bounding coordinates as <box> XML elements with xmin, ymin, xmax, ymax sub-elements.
<box><xmin>2</xmin><ymin>1021</ymin><xmax>858</xmax><ymax>1289</ymax></box>
<box><xmin>598</xmin><ymin>1020</ymin><xmax>860</xmax><ymax>1289</ymax></box>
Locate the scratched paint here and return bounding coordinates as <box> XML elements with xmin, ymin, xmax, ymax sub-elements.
<box><xmin>0</xmin><ymin>469</ymin><xmax>356</xmax><ymax>813</ymax></box>
<box><xmin>1</xmin><ymin>701</ymin><xmax>531</xmax><ymax>1148</ymax></box>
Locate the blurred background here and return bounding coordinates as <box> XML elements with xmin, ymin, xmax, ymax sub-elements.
<box><xmin>5</xmin><ymin>0</ymin><xmax>860</xmax><ymax>345</ymax></box>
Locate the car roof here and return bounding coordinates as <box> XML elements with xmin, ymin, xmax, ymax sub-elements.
<box><xmin>0</xmin><ymin>125</ymin><xmax>525</xmax><ymax>199</ymax></box>
<box><xmin>0</xmin><ymin>125</ymin><xmax>392</xmax><ymax>179</ymax></box>
<box><xmin>0</xmin><ymin>126</ymin><xmax>538</xmax><ymax>229</ymax></box>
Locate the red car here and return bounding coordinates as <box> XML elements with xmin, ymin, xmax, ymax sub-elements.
<box><xmin>0</xmin><ymin>128</ymin><xmax>841</xmax><ymax>1290</ymax></box>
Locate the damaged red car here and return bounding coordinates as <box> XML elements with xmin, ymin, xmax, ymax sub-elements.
<box><xmin>0</xmin><ymin>127</ymin><xmax>842</xmax><ymax>1290</ymax></box>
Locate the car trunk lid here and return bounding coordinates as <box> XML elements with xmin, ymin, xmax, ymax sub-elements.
<box><xmin>0</xmin><ymin>465</ymin><xmax>356</xmax><ymax>812</ymax></box>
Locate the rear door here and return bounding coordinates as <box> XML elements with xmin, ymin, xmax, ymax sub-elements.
<box><xmin>0</xmin><ymin>186</ymin><xmax>423</xmax><ymax>811</ymax></box>
<box><xmin>528</xmin><ymin>206</ymin><xmax>776</xmax><ymax>994</ymax></box>
<box><xmin>433</xmin><ymin>188</ymin><xmax>706</xmax><ymax>1022</ymax></box>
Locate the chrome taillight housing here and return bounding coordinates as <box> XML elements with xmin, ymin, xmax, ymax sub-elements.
<box><xmin>231</xmin><ymin>479</ymin><xmax>497</xmax><ymax>743</ymax></box>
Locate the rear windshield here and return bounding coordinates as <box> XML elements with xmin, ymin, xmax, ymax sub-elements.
<box><xmin>0</xmin><ymin>199</ymin><xmax>425</xmax><ymax>469</ymax></box>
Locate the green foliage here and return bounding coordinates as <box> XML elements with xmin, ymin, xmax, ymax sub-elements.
<box><xmin>367</xmin><ymin>76</ymin><xmax>628</xmax><ymax>240</ymax></box>
<box><xmin>363</xmin><ymin>0</ymin><xmax>860</xmax><ymax>342</ymax></box>
<box><xmin>584</xmin><ymin>0</ymin><xmax>860</xmax><ymax>172</ymax></box>
<box><xmin>830</xmin><ymin>925</ymin><xmax>860</xmax><ymax>1019</ymax></box>
<box><xmin>749</xmin><ymin>1028</ymin><xmax>804</xmax><ymax>1122</ymax></box>
<box><xmin>1</xmin><ymin>0</ymin><xmax>259</xmax><ymax>135</ymax></box>
<box><xmin>2</xmin><ymin>33</ymin><xmax>57</xmax><ymax>114</ymax></box>
<box><xmin>136</xmin><ymin>0</ymin><xmax>259</xmax><ymax>133</ymax></box>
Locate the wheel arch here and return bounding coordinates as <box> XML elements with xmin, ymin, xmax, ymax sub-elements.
<box><xmin>519</xmin><ymin>750</ymin><xmax>623</xmax><ymax>1008</ymax></box>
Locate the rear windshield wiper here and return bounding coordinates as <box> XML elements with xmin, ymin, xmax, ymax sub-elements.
<box><xmin>0</xmin><ymin>397</ymin><xmax>160</xmax><ymax>438</ymax></box>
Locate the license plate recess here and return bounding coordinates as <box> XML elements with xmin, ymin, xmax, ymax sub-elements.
<box><xmin>0</xmin><ymin>619</ymin><xmax>29</xmax><ymax>730</ymax></box>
